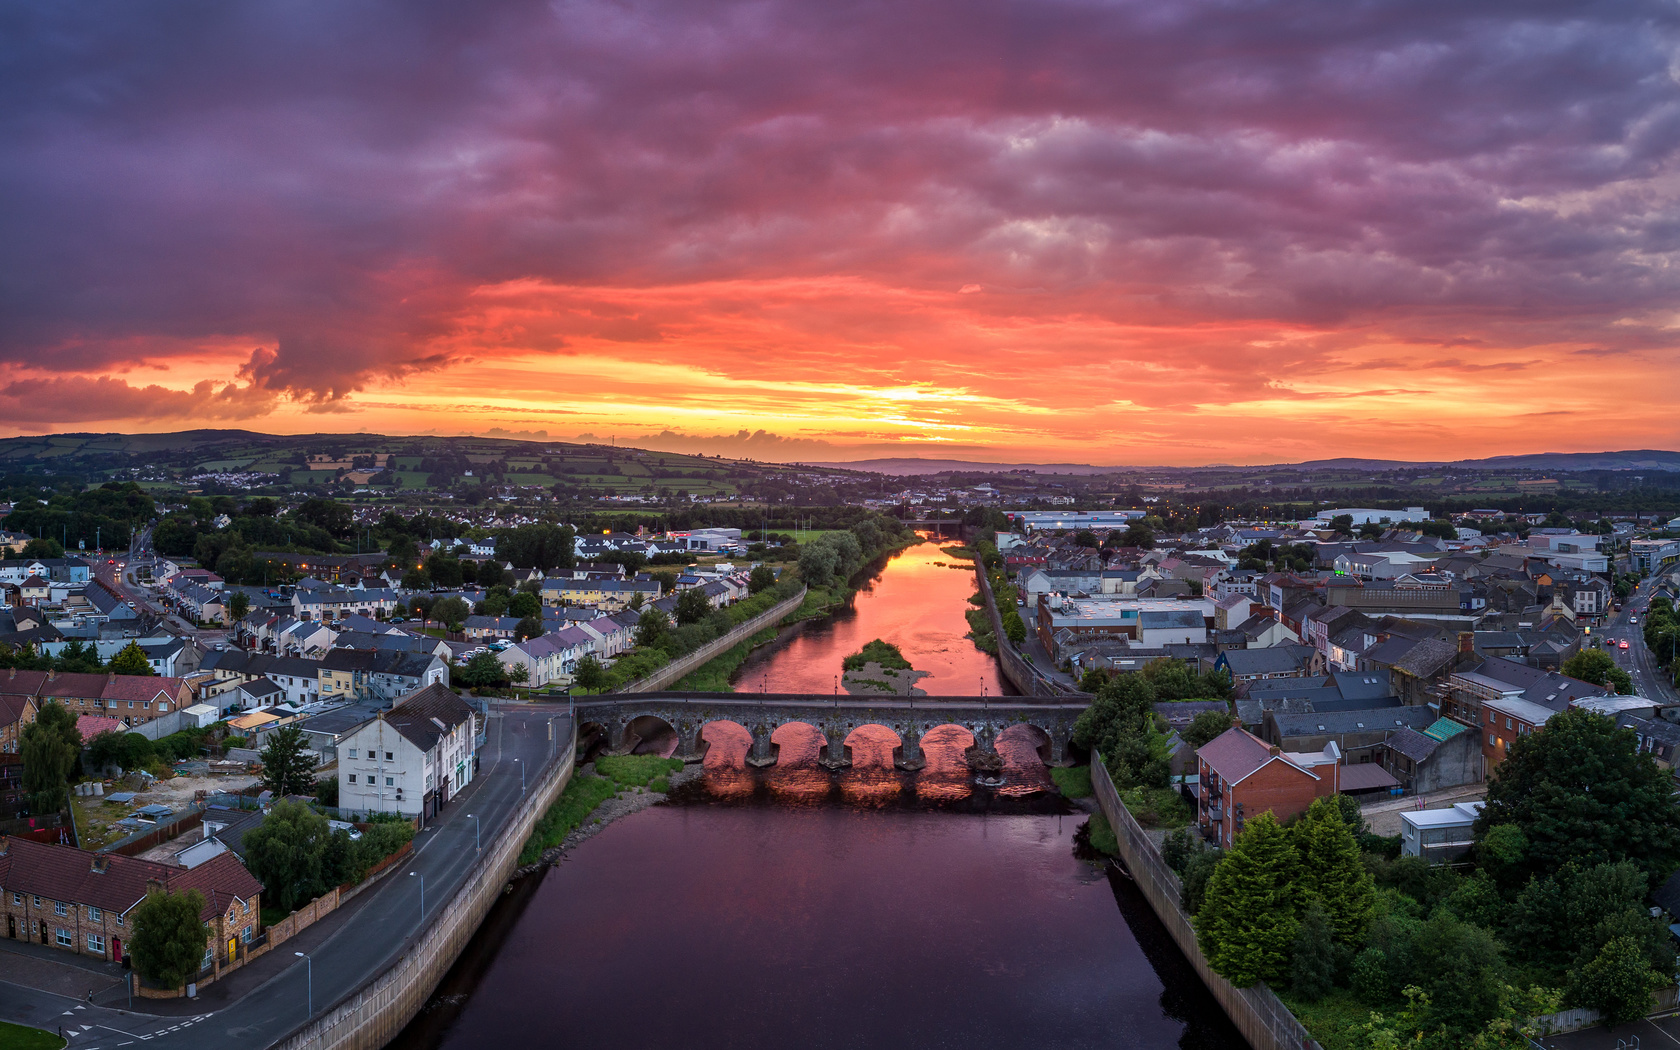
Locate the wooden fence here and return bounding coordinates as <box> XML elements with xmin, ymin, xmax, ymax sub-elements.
<box><xmin>1090</xmin><ymin>753</ymin><xmax>1320</xmax><ymax>1050</ymax></box>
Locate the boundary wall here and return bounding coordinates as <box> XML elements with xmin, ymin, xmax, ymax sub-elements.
<box><xmin>973</xmin><ymin>562</ymin><xmax>1084</xmax><ymax>699</ymax></box>
<box><xmin>617</xmin><ymin>587</ymin><xmax>806</xmax><ymax>693</ymax></box>
<box><xmin>267</xmin><ymin>729</ymin><xmax>577</xmax><ymax>1050</ymax></box>
<box><xmin>1090</xmin><ymin>753</ymin><xmax>1320</xmax><ymax>1050</ymax></box>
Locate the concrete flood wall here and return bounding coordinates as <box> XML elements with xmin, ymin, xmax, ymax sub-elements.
<box><xmin>618</xmin><ymin>587</ymin><xmax>807</xmax><ymax>693</ymax></box>
<box><xmin>1090</xmin><ymin>753</ymin><xmax>1320</xmax><ymax>1050</ymax></box>
<box><xmin>269</xmin><ymin>731</ymin><xmax>577</xmax><ymax>1050</ymax></box>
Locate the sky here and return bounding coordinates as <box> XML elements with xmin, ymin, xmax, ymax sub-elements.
<box><xmin>3</xmin><ymin>0</ymin><xmax>1679</xmax><ymax>465</ymax></box>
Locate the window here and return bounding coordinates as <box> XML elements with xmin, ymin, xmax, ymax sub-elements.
<box><xmin>1488</xmin><ymin>733</ymin><xmax>1496</xmax><ymax>746</ymax></box>
<box><xmin>242</xmin><ymin>925</ymin><xmax>252</xmax><ymax>943</ymax></box>
<box><xmin>202</xmin><ymin>948</ymin><xmax>214</xmax><ymax>970</ymax></box>
<box><xmin>348</xmin><ymin>774</ymin><xmax>357</xmax><ymax>784</ymax></box>
<box><xmin>56</xmin><ymin>929</ymin><xmax>72</xmax><ymax>948</ymax></box>
<box><xmin>386</xmin><ymin>777</ymin><xmax>394</xmax><ymax>787</ymax></box>
<box><xmin>88</xmin><ymin>933</ymin><xmax>104</xmax><ymax>954</ymax></box>
<box><xmin>116</xmin><ymin>913</ymin><xmax>124</xmax><ymax>926</ymax></box>
<box><xmin>88</xmin><ymin>906</ymin><xmax>101</xmax><ymax>922</ymax></box>
<box><xmin>53</xmin><ymin>902</ymin><xmax>66</xmax><ymax>917</ymax></box>
<box><xmin>348</xmin><ymin>749</ymin><xmax>356</xmax><ymax>759</ymax></box>
<box><xmin>9</xmin><ymin>893</ymin><xmax>17</xmax><ymax>905</ymax></box>
<box><xmin>1505</xmin><ymin>718</ymin><xmax>1513</xmax><ymax>730</ymax></box>
<box><xmin>385</xmin><ymin>751</ymin><xmax>393</xmax><ymax>761</ymax></box>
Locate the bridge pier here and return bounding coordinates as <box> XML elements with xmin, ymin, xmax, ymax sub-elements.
<box><xmin>746</xmin><ymin>724</ymin><xmax>778</xmax><ymax>767</ymax></box>
<box><xmin>677</xmin><ymin>722</ymin><xmax>708</xmax><ymax>762</ymax></box>
<box><xmin>894</xmin><ymin>725</ymin><xmax>924</xmax><ymax>771</ymax></box>
<box><xmin>820</xmin><ymin>718</ymin><xmax>851</xmax><ymax>769</ymax></box>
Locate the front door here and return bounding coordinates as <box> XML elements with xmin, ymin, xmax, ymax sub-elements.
<box><xmin>39</xmin><ymin>920</ymin><xmax>47</xmax><ymax>944</ymax></box>
<box><xmin>112</xmin><ymin>936</ymin><xmax>120</xmax><ymax>962</ymax></box>
<box><xmin>6</xmin><ymin>914</ymin><xmax>13</xmax><ymax>939</ymax></box>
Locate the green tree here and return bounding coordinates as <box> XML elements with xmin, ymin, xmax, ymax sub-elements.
<box><xmin>674</xmin><ymin>587</ymin><xmax>712</xmax><ymax>625</ymax></box>
<box><xmin>514</xmin><ymin>615</ymin><xmax>543</xmax><ymax>642</ymax></box>
<box><xmin>258</xmin><ymin>725</ymin><xmax>316</xmax><ymax>798</ymax></box>
<box><xmin>477</xmin><ymin>592</ymin><xmax>510</xmax><ymax>618</ymax></box>
<box><xmin>1290</xmin><ymin>903</ymin><xmax>1337</xmax><ymax>1002</ymax></box>
<box><xmin>130</xmin><ymin>888</ymin><xmax>208</xmax><ymax>990</ymax></box>
<box><xmin>508</xmin><ymin>591</ymin><xmax>541</xmax><ymax>619</ymax></box>
<box><xmin>458</xmin><ymin>650</ymin><xmax>507</xmax><ymax>689</ymax></box>
<box><xmin>1194</xmin><ymin>811</ymin><xmax>1301</xmax><ymax>987</ymax></box>
<box><xmin>1072</xmin><ymin>529</ymin><xmax>1099</xmax><ymax>548</ymax></box>
<box><xmin>1183</xmin><ymin>709</ymin><xmax>1234</xmax><ymax>750</ymax></box>
<box><xmin>1560</xmin><ymin>649</ymin><xmax>1634</xmax><ymax>694</ymax></box>
<box><xmin>1570</xmin><ymin>935</ymin><xmax>1666</xmax><ymax>1024</ymax></box>
<box><xmin>1294</xmin><ymin>796</ymin><xmax>1376</xmax><ymax>945</ymax></box>
<box><xmin>1122</xmin><ymin>523</ymin><xmax>1154</xmax><ymax>549</ymax></box>
<box><xmin>635</xmin><ymin>607</ymin><xmax>669</xmax><ymax>648</ymax></box>
<box><xmin>242</xmin><ymin>801</ymin><xmax>333</xmax><ymax>912</ymax></box>
<box><xmin>748</xmin><ymin>565</ymin><xmax>776</xmax><ymax>594</ymax></box>
<box><xmin>1474</xmin><ymin>708</ymin><xmax>1680</xmax><ymax>885</ymax></box>
<box><xmin>1181</xmin><ymin>848</ymin><xmax>1223</xmax><ymax>915</ymax></box>
<box><xmin>226</xmin><ymin>591</ymin><xmax>250</xmax><ymax>621</ymax></box>
<box><xmin>574</xmin><ymin>653</ymin><xmax>607</xmax><ymax>691</ymax></box>
<box><xmin>21</xmin><ymin>537</ymin><xmax>64</xmax><ymax>558</ymax></box>
<box><xmin>106</xmin><ymin>641</ymin><xmax>155</xmax><ymax>676</ymax></box>
<box><xmin>432</xmin><ymin>596</ymin><xmax>470</xmax><ymax>630</ymax></box>
<box><xmin>20</xmin><ymin>701</ymin><xmax>80</xmax><ymax>811</ymax></box>
<box><xmin>1073</xmin><ymin>673</ymin><xmax>1171</xmax><ymax>789</ymax></box>
<box><xmin>425</xmin><ymin>551</ymin><xmax>464</xmax><ymax>589</ymax></box>
<box><xmin>53</xmin><ymin>639</ymin><xmax>101</xmax><ymax>673</ymax></box>
<box><xmin>476</xmin><ymin>559</ymin><xmax>508</xmax><ymax>587</ymax></box>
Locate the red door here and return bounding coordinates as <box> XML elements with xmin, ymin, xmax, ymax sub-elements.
<box><xmin>111</xmin><ymin>937</ymin><xmax>120</xmax><ymax>962</ymax></box>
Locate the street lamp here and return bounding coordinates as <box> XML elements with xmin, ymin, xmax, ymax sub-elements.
<box><xmin>515</xmin><ymin>758</ymin><xmax>524</xmax><ymax>795</ymax></box>
<box><xmin>468</xmin><ymin>812</ymin><xmax>480</xmax><ymax>851</ymax></box>
<box><xmin>294</xmin><ymin>951</ymin><xmax>311</xmax><ymax>1016</ymax></box>
<box><xmin>410</xmin><ymin>871</ymin><xmax>424</xmax><ymax>919</ymax></box>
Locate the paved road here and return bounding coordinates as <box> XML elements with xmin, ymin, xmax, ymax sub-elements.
<box><xmin>1601</xmin><ymin>577</ymin><xmax>1677</xmax><ymax>704</ymax></box>
<box><xmin>0</xmin><ymin>704</ymin><xmax>573</xmax><ymax>1050</ymax></box>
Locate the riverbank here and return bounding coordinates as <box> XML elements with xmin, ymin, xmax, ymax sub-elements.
<box><xmin>515</xmin><ymin>756</ymin><xmax>703</xmax><ymax>874</ymax></box>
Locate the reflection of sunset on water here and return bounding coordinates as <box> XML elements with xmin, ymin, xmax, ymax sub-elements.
<box><xmin>996</xmin><ymin>725</ymin><xmax>1054</xmax><ymax>797</ymax></box>
<box><xmin>765</xmin><ymin>723</ymin><xmax>832</xmax><ymax>801</ymax></box>
<box><xmin>838</xmin><ymin>724</ymin><xmax>904</xmax><ymax>804</ymax></box>
<box><xmin>917</xmin><ymin>724</ymin><xmax>975</xmax><ymax>802</ymax></box>
<box><xmin>699</xmin><ymin>721</ymin><xmax>755</xmax><ymax>798</ymax></box>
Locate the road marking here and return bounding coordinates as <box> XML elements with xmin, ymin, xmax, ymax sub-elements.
<box><xmin>1645</xmin><ymin>1018</ymin><xmax>1680</xmax><ymax>1046</ymax></box>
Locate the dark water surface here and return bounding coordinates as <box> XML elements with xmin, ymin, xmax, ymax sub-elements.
<box><xmin>392</xmin><ymin>804</ymin><xmax>1246</xmax><ymax>1050</ymax></box>
<box><xmin>734</xmin><ymin>539</ymin><xmax>1012</xmax><ymax>696</ymax></box>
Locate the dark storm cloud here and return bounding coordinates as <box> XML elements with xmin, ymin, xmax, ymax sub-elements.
<box><xmin>1</xmin><ymin>0</ymin><xmax>1677</xmax><ymax>406</ymax></box>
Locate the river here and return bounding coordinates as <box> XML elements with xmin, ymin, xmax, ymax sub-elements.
<box><xmin>385</xmin><ymin>538</ymin><xmax>1246</xmax><ymax>1050</ymax></box>
<box><xmin>733</xmin><ymin>537</ymin><xmax>1013</xmax><ymax>696</ymax></box>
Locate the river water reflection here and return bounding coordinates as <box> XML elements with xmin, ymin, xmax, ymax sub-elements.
<box><xmin>735</xmin><ymin>538</ymin><xmax>1012</xmax><ymax>696</ymax></box>
<box><xmin>394</xmin><ymin>803</ymin><xmax>1246</xmax><ymax>1050</ymax></box>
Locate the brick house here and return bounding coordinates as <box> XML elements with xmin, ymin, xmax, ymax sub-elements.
<box><xmin>1480</xmin><ymin>695</ymin><xmax>1556</xmax><ymax>772</ymax></box>
<box><xmin>0</xmin><ymin>836</ymin><xmax>261</xmax><ymax>974</ymax></box>
<box><xmin>0</xmin><ymin>693</ymin><xmax>37</xmax><ymax>754</ymax></box>
<box><xmin>1196</xmin><ymin>726</ymin><xmax>1333</xmax><ymax>848</ymax></box>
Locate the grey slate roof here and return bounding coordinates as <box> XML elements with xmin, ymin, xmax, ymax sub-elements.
<box><xmin>1267</xmin><ymin>706</ymin><xmax>1436</xmax><ymax>738</ymax></box>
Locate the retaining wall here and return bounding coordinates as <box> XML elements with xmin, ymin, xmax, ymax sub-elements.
<box><xmin>267</xmin><ymin>730</ymin><xmax>576</xmax><ymax>1050</ymax></box>
<box><xmin>617</xmin><ymin>587</ymin><xmax>807</xmax><ymax>693</ymax></box>
<box><xmin>1090</xmin><ymin>753</ymin><xmax>1320</xmax><ymax>1050</ymax></box>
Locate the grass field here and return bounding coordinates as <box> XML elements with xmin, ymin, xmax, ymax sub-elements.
<box><xmin>0</xmin><ymin>1021</ymin><xmax>66</xmax><ymax>1049</ymax></box>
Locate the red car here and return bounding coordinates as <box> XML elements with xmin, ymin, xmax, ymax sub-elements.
<box><xmin>1619</xmin><ymin>640</ymin><xmax>1631</xmax><ymax>649</ymax></box>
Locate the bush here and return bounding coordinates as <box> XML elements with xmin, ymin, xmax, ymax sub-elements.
<box><xmin>518</xmin><ymin>774</ymin><xmax>617</xmax><ymax>864</ymax></box>
<box><xmin>595</xmin><ymin>754</ymin><xmax>683</xmax><ymax>787</ymax></box>
<box><xmin>1049</xmin><ymin>765</ymin><xmax>1092</xmax><ymax>799</ymax></box>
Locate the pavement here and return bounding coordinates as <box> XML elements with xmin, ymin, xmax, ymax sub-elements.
<box><xmin>0</xmin><ymin>703</ymin><xmax>574</xmax><ymax>1050</ymax></box>
<box><xmin>1538</xmin><ymin>1011</ymin><xmax>1680</xmax><ymax>1049</ymax></box>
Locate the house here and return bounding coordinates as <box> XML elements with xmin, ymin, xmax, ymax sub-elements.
<box><xmin>1480</xmin><ymin>695</ymin><xmax>1558</xmax><ymax>771</ymax></box>
<box><xmin>497</xmin><ymin>631</ymin><xmax>584</xmax><ymax>688</ymax></box>
<box><xmin>0</xmin><ymin>693</ymin><xmax>38</xmax><ymax>753</ymax></box>
<box><xmin>294</xmin><ymin>703</ymin><xmax>383</xmax><ymax>763</ymax></box>
<box><xmin>1399</xmin><ymin>802</ymin><xmax>1486</xmax><ymax>862</ymax></box>
<box><xmin>293</xmin><ymin>584</ymin><xmax>398</xmax><ymax>622</ymax></box>
<box><xmin>1440</xmin><ymin>657</ymin><xmax>1607</xmax><ymax>727</ymax></box>
<box><xmin>1196</xmin><ymin>727</ymin><xmax>1335</xmax><ymax>848</ymax></box>
<box><xmin>0</xmin><ymin>835</ymin><xmax>262</xmax><ymax>970</ymax></box>
<box><xmin>1619</xmin><ymin>714</ymin><xmax>1680</xmax><ymax>784</ymax></box>
<box><xmin>337</xmin><ymin>684</ymin><xmax>478</xmax><ymax>822</ymax></box>
<box><xmin>319</xmin><ymin>649</ymin><xmax>447</xmax><ymax>703</ymax></box>
<box><xmin>537</xmin><ymin>577</ymin><xmax>661</xmax><ymax>611</ymax></box>
<box><xmin>1215</xmin><ymin>645</ymin><xmax>1317</xmax><ymax>684</ymax></box>
<box><xmin>1378</xmin><ymin>718</ymin><xmax>1482</xmax><ymax>792</ymax></box>
<box><xmin>1262</xmin><ymin>706</ymin><xmax>1437</xmax><ymax>765</ymax></box>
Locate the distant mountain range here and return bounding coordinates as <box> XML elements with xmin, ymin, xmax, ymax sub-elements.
<box><xmin>809</xmin><ymin>451</ymin><xmax>1680</xmax><ymax>475</ymax></box>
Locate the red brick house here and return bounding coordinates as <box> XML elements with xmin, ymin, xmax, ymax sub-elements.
<box><xmin>1197</xmin><ymin>726</ymin><xmax>1332</xmax><ymax>848</ymax></box>
<box><xmin>0</xmin><ymin>836</ymin><xmax>261</xmax><ymax>972</ymax></box>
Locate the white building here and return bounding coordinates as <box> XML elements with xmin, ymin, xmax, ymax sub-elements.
<box><xmin>1399</xmin><ymin>801</ymin><xmax>1485</xmax><ymax>863</ymax></box>
<box><xmin>337</xmin><ymin>684</ymin><xmax>479</xmax><ymax>822</ymax></box>
<box><xmin>1313</xmin><ymin>507</ymin><xmax>1429</xmax><ymax>527</ymax></box>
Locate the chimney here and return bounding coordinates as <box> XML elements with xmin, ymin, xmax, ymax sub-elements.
<box><xmin>0</xmin><ymin>834</ymin><xmax>8</xmax><ymax>856</ymax></box>
<box><xmin>1458</xmin><ymin>631</ymin><xmax>1474</xmax><ymax>654</ymax></box>
<box><xmin>1269</xmin><ymin>745</ymin><xmax>1282</xmax><ymax>756</ymax></box>
<box><xmin>90</xmin><ymin>854</ymin><xmax>109</xmax><ymax>874</ymax></box>
<box><xmin>144</xmin><ymin>877</ymin><xmax>164</xmax><ymax>897</ymax></box>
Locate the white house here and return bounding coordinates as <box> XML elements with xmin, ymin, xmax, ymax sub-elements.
<box><xmin>337</xmin><ymin>684</ymin><xmax>478</xmax><ymax>822</ymax></box>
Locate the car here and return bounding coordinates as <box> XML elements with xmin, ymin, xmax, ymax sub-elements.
<box><xmin>1620</xmin><ymin>640</ymin><xmax>1631</xmax><ymax>649</ymax></box>
<box><xmin>1630</xmin><ymin>616</ymin><xmax>1638</xmax><ymax>625</ymax></box>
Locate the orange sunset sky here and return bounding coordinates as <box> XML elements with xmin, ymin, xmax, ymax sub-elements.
<box><xmin>3</xmin><ymin>1</ymin><xmax>1678</xmax><ymax>465</ymax></box>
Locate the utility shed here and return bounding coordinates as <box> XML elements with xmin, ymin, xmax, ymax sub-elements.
<box><xmin>1399</xmin><ymin>801</ymin><xmax>1485</xmax><ymax>863</ymax></box>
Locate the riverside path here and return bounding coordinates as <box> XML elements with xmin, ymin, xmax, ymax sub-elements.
<box><xmin>0</xmin><ymin>702</ymin><xmax>572</xmax><ymax>1050</ymax></box>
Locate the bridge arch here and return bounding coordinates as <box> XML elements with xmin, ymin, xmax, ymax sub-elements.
<box><xmin>696</xmin><ymin>719</ymin><xmax>751</xmax><ymax>766</ymax></box>
<box><xmin>998</xmin><ymin>722</ymin><xmax>1055</xmax><ymax>766</ymax></box>
<box><xmin>619</xmin><ymin>714</ymin><xmax>680</xmax><ymax>757</ymax></box>
<box><xmin>842</xmin><ymin>723</ymin><xmax>904</xmax><ymax>768</ymax></box>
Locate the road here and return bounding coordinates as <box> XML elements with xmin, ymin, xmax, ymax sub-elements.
<box><xmin>0</xmin><ymin>704</ymin><xmax>573</xmax><ymax>1050</ymax></box>
<box><xmin>93</xmin><ymin>526</ymin><xmax>227</xmax><ymax>643</ymax></box>
<box><xmin>1600</xmin><ymin>576</ymin><xmax>1677</xmax><ymax>705</ymax></box>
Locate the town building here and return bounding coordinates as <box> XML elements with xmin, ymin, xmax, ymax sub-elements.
<box><xmin>337</xmin><ymin>684</ymin><xmax>479</xmax><ymax>822</ymax></box>
<box><xmin>1195</xmin><ymin>727</ymin><xmax>1336</xmax><ymax>848</ymax></box>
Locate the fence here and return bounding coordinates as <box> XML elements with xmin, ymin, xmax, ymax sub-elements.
<box><xmin>615</xmin><ymin>587</ymin><xmax>807</xmax><ymax>693</ymax></box>
<box><xmin>103</xmin><ymin>805</ymin><xmax>205</xmax><ymax>857</ymax></box>
<box><xmin>1090</xmin><ymin>753</ymin><xmax>1320</xmax><ymax>1050</ymax></box>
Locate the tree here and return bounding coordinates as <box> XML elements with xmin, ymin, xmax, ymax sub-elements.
<box><xmin>425</xmin><ymin>551</ymin><xmax>464</xmax><ymax>589</ymax></box>
<box><xmin>476</xmin><ymin>559</ymin><xmax>508</xmax><ymax>587</ymax></box>
<box><xmin>1122</xmin><ymin>523</ymin><xmax>1154</xmax><ymax>549</ymax></box>
<box><xmin>432</xmin><ymin>596</ymin><xmax>470</xmax><ymax>630</ymax></box>
<box><xmin>1194</xmin><ymin>811</ymin><xmax>1301</xmax><ymax>987</ymax></box>
<box><xmin>1072</xmin><ymin>529</ymin><xmax>1099</xmax><ymax>549</ymax></box>
<box><xmin>574</xmin><ymin>654</ymin><xmax>607</xmax><ymax>691</ymax></box>
<box><xmin>242</xmin><ymin>801</ymin><xmax>333</xmax><ymax>912</ymax></box>
<box><xmin>1474</xmin><ymin>708</ymin><xmax>1680</xmax><ymax>885</ymax></box>
<box><xmin>1571</xmin><ymin>935</ymin><xmax>1666</xmax><ymax>1024</ymax></box>
<box><xmin>1293</xmin><ymin>796</ymin><xmax>1376</xmax><ymax>945</ymax></box>
<box><xmin>401</xmin><ymin>567</ymin><xmax>432</xmax><ymax>591</ymax></box>
<box><xmin>259</xmin><ymin>725</ymin><xmax>316</xmax><ymax>798</ymax></box>
<box><xmin>296</xmin><ymin>497</ymin><xmax>353</xmax><ymax>537</ymax></box>
<box><xmin>1560</xmin><ymin>649</ymin><xmax>1634</xmax><ymax>694</ymax></box>
<box><xmin>315</xmin><ymin>774</ymin><xmax>339</xmax><ymax>807</ymax></box>
<box><xmin>21</xmin><ymin>701</ymin><xmax>80</xmax><ymax>811</ymax></box>
<box><xmin>226</xmin><ymin>591</ymin><xmax>250</xmax><ymax>622</ymax></box>
<box><xmin>54</xmin><ymin>639</ymin><xmax>101</xmax><ymax>673</ymax></box>
<box><xmin>130</xmin><ymin>888</ymin><xmax>208</xmax><ymax>989</ymax></box>
<box><xmin>507</xmin><ymin>663</ymin><xmax>529</xmax><ymax>685</ymax></box>
<box><xmin>21</xmin><ymin>537</ymin><xmax>64</xmax><ymax>558</ymax></box>
<box><xmin>636</xmin><ymin>607</ymin><xmax>669</xmax><ymax>648</ymax></box>
<box><xmin>748</xmin><ymin>566</ymin><xmax>776</xmax><ymax>594</ymax></box>
<box><xmin>458</xmin><ymin>650</ymin><xmax>508</xmax><ymax>689</ymax></box>
<box><xmin>1183</xmin><ymin>710</ymin><xmax>1234</xmax><ymax>750</ymax></box>
<box><xmin>106</xmin><ymin>641</ymin><xmax>155</xmax><ymax>676</ymax></box>
<box><xmin>477</xmin><ymin>592</ymin><xmax>510</xmax><ymax>618</ymax></box>
<box><xmin>1181</xmin><ymin>848</ymin><xmax>1223</xmax><ymax>916</ymax></box>
<box><xmin>514</xmin><ymin>615</ymin><xmax>543</xmax><ymax>642</ymax></box>
<box><xmin>674</xmin><ymin>587</ymin><xmax>712</xmax><ymax>625</ymax></box>
<box><xmin>508</xmin><ymin>591</ymin><xmax>541</xmax><ymax>619</ymax></box>
<box><xmin>1290</xmin><ymin>903</ymin><xmax>1337</xmax><ymax>1002</ymax></box>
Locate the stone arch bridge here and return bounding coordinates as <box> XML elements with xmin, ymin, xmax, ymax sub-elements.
<box><xmin>569</xmin><ymin>692</ymin><xmax>1087</xmax><ymax>770</ymax></box>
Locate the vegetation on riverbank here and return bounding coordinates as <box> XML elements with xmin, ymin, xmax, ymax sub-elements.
<box><xmin>518</xmin><ymin>755</ymin><xmax>687</xmax><ymax>864</ymax></box>
<box><xmin>974</xmin><ymin>541</ymin><xmax>1027</xmax><ymax>645</ymax></box>
<box><xmin>674</xmin><ymin>626</ymin><xmax>778</xmax><ymax>691</ymax></box>
<box><xmin>964</xmin><ymin>607</ymin><xmax>998</xmax><ymax>654</ymax></box>
<box><xmin>1082</xmin><ymin>813</ymin><xmax>1119</xmax><ymax>857</ymax></box>
<box><xmin>1050</xmin><ymin>765</ymin><xmax>1092</xmax><ymax>799</ymax></box>
<box><xmin>595</xmin><ymin>754</ymin><xmax>684</xmax><ymax>787</ymax></box>
<box><xmin>843</xmin><ymin>639</ymin><xmax>911</xmax><ymax>671</ymax></box>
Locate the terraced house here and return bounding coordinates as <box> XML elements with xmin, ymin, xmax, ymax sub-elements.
<box><xmin>0</xmin><ymin>669</ymin><xmax>192</xmax><ymax>729</ymax></box>
<box><xmin>0</xmin><ymin>836</ymin><xmax>261</xmax><ymax>973</ymax></box>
